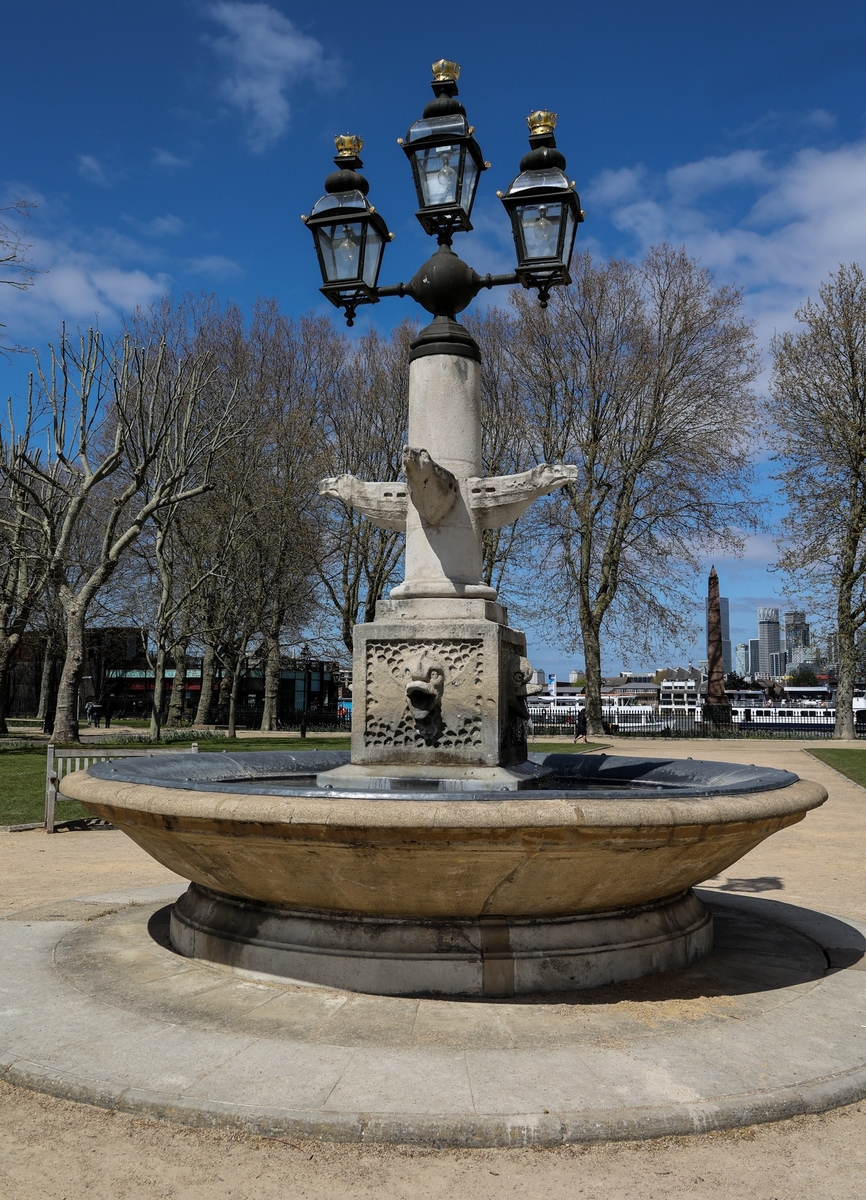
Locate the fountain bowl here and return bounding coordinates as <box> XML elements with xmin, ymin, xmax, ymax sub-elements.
<box><xmin>60</xmin><ymin>750</ymin><xmax>826</xmax><ymax>997</ymax></box>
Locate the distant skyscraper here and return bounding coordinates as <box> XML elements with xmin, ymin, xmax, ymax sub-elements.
<box><xmin>749</xmin><ymin>638</ymin><xmax>760</xmax><ymax>678</ymax></box>
<box><xmin>706</xmin><ymin>595</ymin><xmax>732</xmax><ymax>674</ymax></box>
<box><xmin>735</xmin><ymin>643</ymin><xmax>749</xmax><ymax>675</ymax></box>
<box><xmin>758</xmin><ymin>608</ymin><xmax>781</xmax><ymax>676</ymax></box>
<box><xmin>770</xmin><ymin>650</ymin><xmax>787</xmax><ymax>678</ymax></box>
<box><xmin>783</xmin><ymin>611</ymin><xmax>810</xmax><ymax>668</ymax></box>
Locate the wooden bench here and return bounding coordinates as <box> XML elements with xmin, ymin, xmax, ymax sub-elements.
<box><xmin>45</xmin><ymin>743</ymin><xmax>199</xmax><ymax>833</ymax></box>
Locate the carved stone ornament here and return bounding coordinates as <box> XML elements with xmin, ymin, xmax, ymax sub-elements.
<box><xmin>467</xmin><ymin>463</ymin><xmax>579</xmax><ymax>529</ymax></box>
<box><xmin>507</xmin><ymin>653</ymin><xmax>545</xmax><ymax>722</ymax></box>
<box><xmin>404</xmin><ymin>652</ymin><xmax>445</xmax><ymax>721</ymax></box>
<box><xmin>402</xmin><ymin>447</ymin><xmax>459</xmax><ymax>526</ymax></box>
<box><xmin>364</xmin><ymin>639</ymin><xmax>483</xmax><ymax>751</ymax></box>
<box><xmin>318</xmin><ymin>475</ymin><xmax>408</xmax><ymax>532</ymax></box>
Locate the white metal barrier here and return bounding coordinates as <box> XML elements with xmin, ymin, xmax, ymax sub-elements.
<box><xmin>45</xmin><ymin>743</ymin><xmax>199</xmax><ymax>833</ymax></box>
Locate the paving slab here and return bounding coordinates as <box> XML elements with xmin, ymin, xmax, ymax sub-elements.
<box><xmin>2</xmin><ymin>885</ymin><xmax>866</xmax><ymax>1146</ymax></box>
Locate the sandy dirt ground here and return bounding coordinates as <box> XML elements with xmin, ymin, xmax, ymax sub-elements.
<box><xmin>1</xmin><ymin>738</ymin><xmax>865</xmax><ymax>1200</ymax></box>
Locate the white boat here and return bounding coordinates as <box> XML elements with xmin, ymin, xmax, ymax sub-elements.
<box><xmin>527</xmin><ymin>697</ymin><xmax>671</xmax><ymax>732</ymax></box>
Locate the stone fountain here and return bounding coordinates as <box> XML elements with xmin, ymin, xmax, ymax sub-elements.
<box><xmin>60</xmin><ymin>65</ymin><xmax>826</xmax><ymax>999</ymax></box>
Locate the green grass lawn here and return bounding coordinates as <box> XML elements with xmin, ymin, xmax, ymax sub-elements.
<box><xmin>0</xmin><ymin>736</ymin><xmax>608</xmax><ymax>827</ymax></box>
<box><xmin>806</xmin><ymin>748</ymin><xmax>866</xmax><ymax>788</ymax></box>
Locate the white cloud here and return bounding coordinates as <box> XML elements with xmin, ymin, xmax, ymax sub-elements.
<box><xmin>77</xmin><ymin>155</ymin><xmax>111</xmax><ymax>186</ymax></box>
<box><xmin>588</xmin><ymin>136</ymin><xmax>866</xmax><ymax>347</ymax></box>
<box><xmin>589</xmin><ymin>166</ymin><xmax>647</xmax><ymax>206</ymax></box>
<box><xmin>732</xmin><ymin>109</ymin><xmax>838</xmax><ymax>139</ymax></box>
<box><xmin>184</xmin><ymin>254</ymin><xmax>241</xmax><ymax>278</ymax></box>
<box><xmin>205</xmin><ymin>2</ymin><xmax>338</xmax><ymax>152</ymax></box>
<box><xmin>151</xmin><ymin>148</ymin><xmax>190</xmax><ymax>169</ymax></box>
<box><xmin>666</xmin><ymin>150</ymin><xmax>771</xmax><ymax>201</ymax></box>
<box><xmin>0</xmin><ymin>203</ymin><xmax>169</xmax><ymax>339</ymax></box>
<box><xmin>125</xmin><ymin>213</ymin><xmax>187</xmax><ymax>237</ymax></box>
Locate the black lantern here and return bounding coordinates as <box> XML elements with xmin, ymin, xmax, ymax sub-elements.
<box><xmin>302</xmin><ymin>135</ymin><xmax>392</xmax><ymax>326</ymax></box>
<box><xmin>399</xmin><ymin>60</ymin><xmax>488</xmax><ymax>239</ymax></box>
<box><xmin>499</xmin><ymin>111</ymin><xmax>584</xmax><ymax>307</ymax></box>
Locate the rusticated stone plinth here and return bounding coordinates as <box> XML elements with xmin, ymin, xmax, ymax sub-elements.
<box><xmin>319</xmin><ymin>597</ymin><xmax>548</xmax><ymax>789</ymax></box>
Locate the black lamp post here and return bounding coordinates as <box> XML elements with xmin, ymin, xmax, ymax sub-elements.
<box><xmin>298</xmin><ymin>645</ymin><xmax>312</xmax><ymax>740</ymax></box>
<box><xmin>302</xmin><ymin>61</ymin><xmax>583</xmax><ymax>332</ymax></box>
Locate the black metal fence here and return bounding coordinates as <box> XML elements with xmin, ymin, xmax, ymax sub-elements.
<box><xmin>527</xmin><ymin>714</ymin><xmax>866</xmax><ymax>739</ymax></box>
<box><xmin>231</xmin><ymin>708</ymin><xmax>351</xmax><ymax>734</ymax></box>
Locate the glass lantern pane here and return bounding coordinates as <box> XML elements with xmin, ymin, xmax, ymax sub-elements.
<box><xmin>507</xmin><ymin>168</ymin><xmax>570</xmax><ymax>195</ymax></box>
<box><xmin>460</xmin><ymin>154</ymin><xmax>479</xmax><ymax>217</ymax></box>
<box><xmin>362</xmin><ymin>225</ymin><xmax>383</xmax><ymax>288</ymax></box>
<box><xmin>310</xmin><ymin>189</ymin><xmax>369</xmax><ymax>217</ymax></box>
<box><xmin>317</xmin><ymin>221</ymin><xmax>364</xmax><ymax>282</ymax></box>
<box><xmin>519</xmin><ymin>202</ymin><xmax>564</xmax><ymax>261</ymax></box>
<box><xmin>562</xmin><ymin>204</ymin><xmax>577</xmax><ymax>268</ymax></box>
<box><xmin>414</xmin><ymin>144</ymin><xmax>462</xmax><ymax>207</ymax></box>
<box><xmin>406</xmin><ymin>114</ymin><xmax>468</xmax><ymax>143</ymax></box>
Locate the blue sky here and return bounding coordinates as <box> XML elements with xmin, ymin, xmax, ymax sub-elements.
<box><xmin>3</xmin><ymin>1</ymin><xmax>866</xmax><ymax>674</ymax></box>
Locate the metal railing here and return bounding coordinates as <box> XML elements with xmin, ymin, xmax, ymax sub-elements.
<box><xmin>527</xmin><ymin>714</ymin><xmax>866</xmax><ymax>740</ymax></box>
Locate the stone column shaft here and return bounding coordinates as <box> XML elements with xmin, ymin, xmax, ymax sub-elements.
<box><xmin>391</xmin><ymin>353</ymin><xmax>494</xmax><ymax>600</ymax></box>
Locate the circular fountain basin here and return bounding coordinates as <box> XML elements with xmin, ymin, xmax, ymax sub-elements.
<box><xmin>60</xmin><ymin>750</ymin><xmax>826</xmax><ymax>996</ymax></box>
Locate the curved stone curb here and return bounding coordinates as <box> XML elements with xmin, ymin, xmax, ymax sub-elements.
<box><xmin>3</xmin><ymin>894</ymin><xmax>866</xmax><ymax>1148</ymax></box>
<box><xmin>3</xmin><ymin>1056</ymin><xmax>866</xmax><ymax>1147</ymax></box>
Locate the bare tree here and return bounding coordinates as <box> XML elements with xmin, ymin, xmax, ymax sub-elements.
<box><xmin>465</xmin><ymin>307</ymin><xmax>533</xmax><ymax>592</ymax></box>
<box><xmin>0</xmin><ymin>386</ymin><xmax>66</xmax><ymax>734</ymax></box>
<box><xmin>317</xmin><ymin>322</ymin><xmax>413</xmax><ymax>653</ymax></box>
<box><xmin>13</xmin><ymin>327</ymin><xmax>237</xmax><ymax>742</ymax></box>
<box><xmin>1</xmin><ymin>199</ymin><xmax>35</xmax><ymax>292</ymax></box>
<box><xmin>771</xmin><ymin>263</ymin><xmax>866</xmax><ymax>738</ymax></box>
<box><xmin>510</xmin><ymin>248</ymin><xmax>760</xmax><ymax>735</ymax></box>
<box><xmin>237</xmin><ymin>303</ymin><xmax>325</xmax><ymax>731</ymax></box>
<box><xmin>1</xmin><ymin>199</ymin><xmax>37</xmax><ymax>351</ymax></box>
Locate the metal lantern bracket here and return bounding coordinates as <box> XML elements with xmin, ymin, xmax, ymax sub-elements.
<box><xmin>302</xmin><ymin>66</ymin><xmax>583</xmax><ymax>329</ymax></box>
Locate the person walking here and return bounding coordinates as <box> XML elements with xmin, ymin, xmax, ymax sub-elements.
<box><xmin>103</xmin><ymin>699</ymin><xmax>113</xmax><ymax>729</ymax></box>
<box><xmin>573</xmin><ymin>707</ymin><xmax>588</xmax><ymax>744</ymax></box>
<box><xmin>85</xmin><ymin>702</ymin><xmax>94</xmax><ymax>727</ymax></box>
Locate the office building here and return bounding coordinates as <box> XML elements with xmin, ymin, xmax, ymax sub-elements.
<box><xmin>783</xmin><ymin>611</ymin><xmax>810</xmax><ymax>669</ymax></box>
<box><xmin>705</xmin><ymin>595</ymin><xmax>732</xmax><ymax>674</ymax></box>
<box><xmin>749</xmin><ymin>638</ymin><xmax>760</xmax><ymax>678</ymax></box>
<box><xmin>758</xmin><ymin>608</ymin><xmax>781</xmax><ymax>676</ymax></box>
<box><xmin>735</xmin><ymin>643</ymin><xmax>749</xmax><ymax>675</ymax></box>
<box><xmin>769</xmin><ymin>650</ymin><xmax>787</xmax><ymax>678</ymax></box>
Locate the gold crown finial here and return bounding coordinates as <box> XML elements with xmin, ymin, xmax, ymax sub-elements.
<box><xmin>527</xmin><ymin>110</ymin><xmax>557</xmax><ymax>136</ymax></box>
<box><xmin>432</xmin><ymin>59</ymin><xmax>460</xmax><ymax>83</ymax></box>
<box><xmin>334</xmin><ymin>133</ymin><xmax>363</xmax><ymax>158</ymax></box>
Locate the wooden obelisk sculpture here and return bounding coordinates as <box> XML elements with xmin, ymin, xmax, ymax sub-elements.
<box><xmin>704</xmin><ymin>566</ymin><xmax>731</xmax><ymax>726</ymax></box>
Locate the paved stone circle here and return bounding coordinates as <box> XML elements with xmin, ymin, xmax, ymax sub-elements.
<box><xmin>2</xmin><ymin>884</ymin><xmax>866</xmax><ymax>1146</ymax></box>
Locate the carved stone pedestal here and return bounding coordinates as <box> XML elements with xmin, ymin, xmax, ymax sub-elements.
<box><xmin>319</xmin><ymin>598</ymin><xmax>547</xmax><ymax>791</ymax></box>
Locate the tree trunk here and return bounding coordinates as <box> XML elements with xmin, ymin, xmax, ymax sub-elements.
<box><xmin>0</xmin><ymin>628</ymin><xmax>19</xmax><ymax>737</ymax></box>
<box><xmin>835</xmin><ymin>582</ymin><xmax>857</xmax><ymax>739</ymax></box>
<box><xmin>36</xmin><ymin>638</ymin><xmax>54</xmax><ymax>722</ymax></box>
<box><xmin>194</xmin><ymin>643</ymin><xmax>215</xmax><ymax>725</ymax></box>
<box><xmin>260</xmin><ymin>632</ymin><xmax>281</xmax><ymax>732</ymax></box>
<box><xmin>54</xmin><ymin>607</ymin><xmax>85</xmax><ymax>743</ymax></box>
<box><xmin>166</xmin><ymin>643</ymin><xmax>187</xmax><ymax>727</ymax></box>
<box><xmin>227</xmin><ymin>657</ymin><xmax>243</xmax><ymax>738</ymax></box>
<box><xmin>583</xmin><ymin>619</ymin><xmax>605</xmax><ymax>738</ymax></box>
<box><xmin>0</xmin><ymin>648</ymin><xmax>11</xmax><ymax>738</ymax></box>
<box><xmin>149</xmin><ymin>645</ymin><xmax>167</xmax><ymax>742</ymax></box>
<box><xmin>217</xmin><ymin>659</ymin><xmax>232</xmax><ymax>723</ymax></box>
